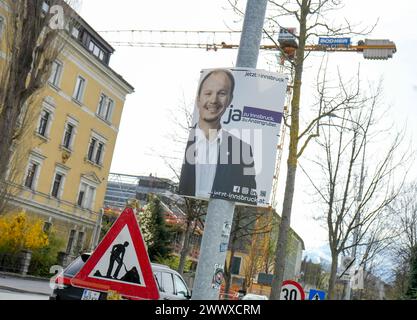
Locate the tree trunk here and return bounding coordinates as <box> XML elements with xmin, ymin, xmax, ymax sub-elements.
<box><xmin>0</xmin><ymin>100</ymin><xmax>19</xmax><ymax>184</ymax></box>
<box><xmin>327</xmin><ymin>252</ymin><xmax>339</xmax><ymax>300</ymax></box>
<box><xmin>178</xmin><ymin>221</ymin><xmax>193</xmax><ymax>275</ymax></box>
<box><xmin>0</xmin><ymin>97</ymin><xmax>21</xmax><ymax>213</ymax></box>
<box><xmin>270</xmin><ymin>0</ymin><xmax>308</xmax><ymax>300</ymax></box>
<box><xmin>270</xmin><ymin>165</ymin><xmax>297</xmax><ymax>298</ymax></box>
<box><xmin>0</xmin><ymin>1</ymin><xmax>66</xmax><ymax>211</ymax></box>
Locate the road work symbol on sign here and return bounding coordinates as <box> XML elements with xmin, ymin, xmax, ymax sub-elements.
<box><xmin>71</xmin><ymin>207</ymin><xmax>159</xmax><ymax>300</ymax></box>
<box><xmin>106</xmin><ymin>242</ymin><xmax>131</xmax><ymax>280</ymax></box>
<box><xmin>91</xmin><ymin>229</ymin><xmax>142</xmax><ymax>285</ymax></box>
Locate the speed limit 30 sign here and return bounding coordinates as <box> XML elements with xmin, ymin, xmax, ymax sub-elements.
<box><xmin>280</xmin><ymin>280</ymin><xmax>305</xmax><ymax>300</ymax></box>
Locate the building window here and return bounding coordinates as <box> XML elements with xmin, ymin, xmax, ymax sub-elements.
<box><xmin>230</xmin><ymin>256</ymin><xmax>242</xmax><ymax>275</ymax></box>
<box><xmin>87</xmin><ymin>136</ymin><xmax>105</xmax><ymax>166</ymax></box>
<box><xmin>88</xmin><ymin>40</ymin><xmax>105</xmax><ymax>61</ymax></box>
<box><xmin>62</xmin><ymin>123</ymin><xmax>74</xmax><ymax>150</ymax></box>
<box><xmin>77</xmin><ymin>189</ymin><xmax>85</xmax><ymax>207</ymax></box>
<box><xmin>71</xmin><ymin>26</ymin><xmax>80</xmax><ymax>39</ymax></box>
<box><xmin>105</xmin><ymin>100</ymin><xmax>114</xmax><ymax>122</ymax></box>
<box><xmin>95</xmin><ymin>142</ymin><xmax>104</xmax><ymax>164</ymax></box>
<box><xmin>97</xmin><ymin>94</ymin><xmax>105</xmax><ymax>116</ymax></box>
<box><xmin>23</xmin><ymin>153</ymin><xmax>44</xmax><ymax>191</ymax></box>
<box><xmin>49</xmin><ymin>60</ymin><xmax>63</xmax><ymax>88</ymax></box>
<box><xmin>97</xmin><ymin>94</ymin><xmax>114</xmax><ymax>122</ymax></box>
<box><xmin>61</xmin><ymin>117</ymin><xmax>78</xmax><ymax>151</ymax></box>
<box><xmin>66</xmin><ymin>229</ymin><xmax>76</xmax><ymax>254</ymax></box>
<box><xmin>24</xmin><ymin>162</ymin><xmax>38</xmax><ymax>190</ymax></box>
<box><xmin>43</xmin><ymin>221</ymin><xmax>52</xmax><ymax>234</ymax></box>
<box><xmin>87</xmin><ymin>138</ymin><xmax>96</xmax><ymax>162</ymax></box>
<box><xmin>38</xmin><ymin>110</ymin><xmax>50</xmax><ymax>137</ymax></box>
<box><xmin>73</xmin><ymin>76</ymin><xmax>86</xmax><ymax>102</ymax></box>
<box><xmin>51</xmin><ymin>172</ymin><xmax>64</xmax><ymax>199</ymax></box>
<box><xmin>77</xmin><ymin>182</ymin><xmax>96</xmax><ymax>210</ymax></box>
<box><xmin>36</xmin><ymin>101</ymin><xmax>55</xmax><ymax>139</ymax></box>
<box><xmin>75</xmin><ymin>231</ymin><xmax>85</xmax><ymax>254</ymax></box>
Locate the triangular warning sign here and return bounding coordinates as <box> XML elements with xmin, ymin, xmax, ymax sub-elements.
<box><xmin>71</xmin><ymin>207</ymin><xmax>159</xmax><ymax>300</ymax></box>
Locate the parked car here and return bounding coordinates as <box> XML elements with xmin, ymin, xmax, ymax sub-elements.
<box><xmin>241</xmin><ymin>293</ymin><xmax>269</xmax><ymax>300</ymax></box>
<box><xmin>49</xmin><ymin>253</ymin><xmax>191</xmax><ymax>300</ymax></box>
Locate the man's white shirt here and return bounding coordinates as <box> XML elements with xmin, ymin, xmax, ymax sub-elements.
<box><xmin>195</xmin><ymin>126</ymin><xmax>223</xmax><ymax>199</ymax></box>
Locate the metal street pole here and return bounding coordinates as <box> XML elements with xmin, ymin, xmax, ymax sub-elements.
<box><xmin>191</xmin><ymin>0</ymin><xmax>268</xmax><ymax>300</ymax></box>
<box><xmin>235</xmin><ymin>0</ymin><xmax>268</xmax><ymax>69</ymax></box>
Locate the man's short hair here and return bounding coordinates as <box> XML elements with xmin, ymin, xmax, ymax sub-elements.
<box><xmin>197</xmin><ymin>68</ymin><xmax>235</xmax><ymax>98</ymax></box>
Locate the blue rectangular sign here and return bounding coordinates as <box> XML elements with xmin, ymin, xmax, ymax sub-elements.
<box><xmin>318</xmin><ymin>37</ymin><xmax>351</xmax><ymax>47</ymax></box>
<box><xmin>309</xmin><ymin>289</ymin><xmax>326</xmax><ymax>300</ymax></box>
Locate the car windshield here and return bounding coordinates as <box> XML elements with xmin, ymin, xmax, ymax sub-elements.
<box><xmin>64</xmin><ymin>257</ymin><xmax>86</xmax><ymax>277</ymax></box>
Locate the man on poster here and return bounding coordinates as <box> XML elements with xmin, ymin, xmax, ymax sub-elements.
<box><xmin>178</xmin><ymin>68</ymin><xmax>257</xmax><ymax>205</ymax></box>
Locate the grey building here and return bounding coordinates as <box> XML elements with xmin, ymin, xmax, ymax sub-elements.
<box><xmin>104</xmin><ymin>173</ymin><xmax>184</xmax><ymax>210</ymax></box>
<box><xmin>104</xmin><ymin>173</ymin><xmax>140</xmax><ymax>210</ymax></box>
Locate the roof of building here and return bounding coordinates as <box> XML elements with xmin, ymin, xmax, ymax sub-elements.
<box><xmin>257</xmin><ymin>207</ymin><xmax>306</xmax><ymax>251</ymax></box>
<box><xmin>63</xmin><ymin>2</ymin><xmax>135</xmax><ymax>92</ymax></box>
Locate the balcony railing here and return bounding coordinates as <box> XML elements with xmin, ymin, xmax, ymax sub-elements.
<box><xmin>5</xmin><ymin>181</ymin><xmax>99</xmax><ymax>223</ymax></box>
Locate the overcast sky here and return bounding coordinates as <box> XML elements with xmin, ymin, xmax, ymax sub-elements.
<box><xmin>78</xmin><ymin>0</ymin><xmax>417</xmax><ymax>259</ymax></box>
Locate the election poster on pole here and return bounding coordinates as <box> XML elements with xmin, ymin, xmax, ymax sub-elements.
<box><xmin>178</xmin><ymin>68</ymin><xmax>288</xmax><ymax>207</ymax></box>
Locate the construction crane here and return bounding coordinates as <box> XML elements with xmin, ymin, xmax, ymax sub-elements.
<box><xmin>98</xmin><ymin>29</ymin><xmax>397</xmax><ymax>60</ymax></box>
<box><xmin>99</xmin><ymin>29</ymin><xmax>396</xmax><ymax>209</ymax></box>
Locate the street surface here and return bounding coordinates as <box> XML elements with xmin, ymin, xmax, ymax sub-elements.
<box><xmin>0</xmin><ymin>289</ymin><xmax>48</xmax><ymax>300</ymax></box>
<box><xmin>0</xmin><ymin>273</ymin><xmax>52</xmax><ymax>300</ymax></box>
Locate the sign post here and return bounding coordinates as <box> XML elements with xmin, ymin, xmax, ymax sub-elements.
<box><xmin>190</xmin><ymin>0</ymin><xmax>268</xmax><ymax>300</ymax></box>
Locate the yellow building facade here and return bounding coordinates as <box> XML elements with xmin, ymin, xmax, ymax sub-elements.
<box><xmin>0</xmin><ymin>1</ymin><xmax>134</xmax><ymax>262</ymax></box>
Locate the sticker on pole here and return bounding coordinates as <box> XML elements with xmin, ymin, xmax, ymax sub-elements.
<box><xmin>211</xmin><ymin>264</ymin><xmax>225</xmax><ymax>289</ymax></box>
<box><xmin>280</xmin><ymin>280</ymin><xmax>305</xmax><ymax>300</ymax></box>
<box><xmin>71</xmin><ymin>207</ymin><xmax>159</xmax><ymax>300</ymax></box>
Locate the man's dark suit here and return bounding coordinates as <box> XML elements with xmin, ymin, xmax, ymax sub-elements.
<box><xmin>178</xmin><ymin>126</ymin><xmax>257</xmax><ymax>205</ymax></box>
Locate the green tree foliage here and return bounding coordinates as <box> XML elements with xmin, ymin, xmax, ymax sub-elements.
<box><xmin>99</xmin><ymin>209</ymin><xmax>120</xmax><ymax>242</ymax></box>
<box><xmin>139</xmin><ymin>194</ymin><xmax>174</xmax><ymax>261</ymax></box>
<box><xmin>28</xmin><ymin>232</ymin><xmax>64</xmax><ymax>277</ymax></box>
<box><xmin>157</xmin><ymin>255</ymin><xmax>193</xmax><ymax>273</ymax></box>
